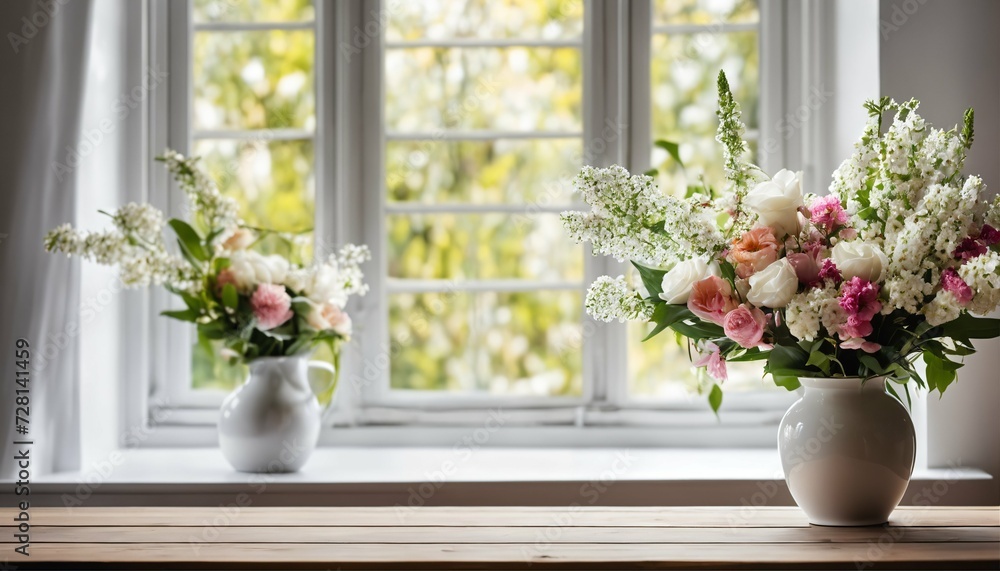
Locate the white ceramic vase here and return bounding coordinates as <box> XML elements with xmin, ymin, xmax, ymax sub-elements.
<box><xmin>218</xmin><ymin>355</ymin><xmax>333</xmax><ymax>473</ymax></box>
<box><xmin>777</xmin><ymin>376</ymin><xmax>916</xmax><ymax>526</ymax></box>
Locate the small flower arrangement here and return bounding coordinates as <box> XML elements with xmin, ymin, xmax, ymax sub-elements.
<box><xmin>44</xmin><ymin>150</ymin><xmax>369</xmax><ymax>379</ymax></box>
<box><xmin>563</xmin><ymin>72</ymin><xmax>1000</xmax><ymax>411</ymax></box>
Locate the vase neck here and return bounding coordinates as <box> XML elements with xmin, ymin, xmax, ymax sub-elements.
<box><xmin>799</xmin><ymin>376</ymin><xmax>886</xmax><ymax>392</ymax></box>
<box><xmin>247</xmin><ymin>356</ymin><xmax>312</xmax><ymax>394</ymax></box>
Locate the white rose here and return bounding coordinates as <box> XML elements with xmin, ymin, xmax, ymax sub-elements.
<box><xmin>658</xmin><ymin>258</ymin><xmax>720</xmax><ymax>304</ymax></box>
<box><xmin>227</xmin><ymin>251</ymin><xmax>290</xmax><ymax>291</ymax></box>
<box><xmin>303</xmin><ymin>264</ymin><xmax>348</xmax><ymax>306</ymax></box>
<box><xmin>832</xmin><ymin>240</ymin><xmax>888</xmax><ymax>282</ymax></box>
<box><xmin>744</xmin><ymin>169</ymin><xmax>804</xmax><ymax>237</ymax></box>
<box><xmin>747</xmin><ymin>258</ymin><xmax>799</xmax><ymax>308</ymax></box>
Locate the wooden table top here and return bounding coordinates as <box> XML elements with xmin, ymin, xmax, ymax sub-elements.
<box><xmin>1</xmin><ymin>506</ymin><xmax>997</xmax><ymax>569</ymax></box>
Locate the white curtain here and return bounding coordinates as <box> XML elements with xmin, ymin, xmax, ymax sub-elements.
<box><xmin>0</xmin><ymin>0</ymin><xmax>93</xmax><ymax>477</ymax></box>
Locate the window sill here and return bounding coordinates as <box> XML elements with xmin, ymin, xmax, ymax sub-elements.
<box><xmin>6</xmin><ymin>447</ymin><xmax>994</xmax><ymax>507</ymax></box>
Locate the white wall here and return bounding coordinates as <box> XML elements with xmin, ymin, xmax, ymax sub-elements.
<box><xmin>880</xmin><ymin>0</ymin><xmax>1000</xmax><ymax>503</ymax></box>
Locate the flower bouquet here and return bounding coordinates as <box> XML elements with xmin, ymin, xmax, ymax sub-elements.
<box><xmin>561</xmin><ymin>72</ymin><xmax>1000</xmax><ymax>413</ymax></box>
<box><xmin>44</xmin><ymin>150</ymin><xmax>369</xmax><ymax>472</ymax></box>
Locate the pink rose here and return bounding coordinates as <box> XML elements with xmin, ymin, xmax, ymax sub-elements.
<box><xmin>250</xmin><ymin>283</ymin><xmax>293</xmax><ymax>330</ymax></box>
<box><xmin>694</xmin><ymin>341</ymin><xmax>728</xmax><ymax>383</ymax></box>
<box><xmin>728</xmin><ymin>227</ymin><xmax>781</xmax><ymax>279</ymax></box>
<box><xmin>687</xmin><ymin>276</ymin><xmax>739</xmax><ymax>326</ymax></box>
<box><xmin>723</xmin><ymin>304</ymin><xmax>767</xmax><ymax>349</ymax></box>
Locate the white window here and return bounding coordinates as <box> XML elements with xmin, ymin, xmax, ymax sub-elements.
<box><xmin>142</xmin><ymin>0</ymin><xmax>795</xmax><ymax>444</ymax></box>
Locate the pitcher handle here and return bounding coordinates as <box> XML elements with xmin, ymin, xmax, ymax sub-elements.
<box><xmin>308</xmin><ymin>360</ymin><xmax>339</xmax><ymax>419</ymax></box>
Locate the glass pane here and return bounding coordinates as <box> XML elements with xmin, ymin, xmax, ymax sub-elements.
<box><xmin>628</xmin><ymin>321</ymin><xmax>772</xmax><ymax>399</ymax></box>
<box><xmin>385</xmin><ymin>47</ymin><xmax>582</xmax><ymax>132</ymax></box>
<box><xmin>194</xmin><ymin>0</ymin><xmax>314</xmax><ymax>23</ymax></box>
<box><xmin>387</xmin><ymin>0</ymin><xmax>583</xmax><ymax>41</ymax></box>
<box><xmin>193</xmin><ymin>30</ymin><xmax>315</xmax><ymax>130</ymax></box>
<box><xmin>389</xmin><ymin>290</ymin><xmax>583</xmax><ymax>395</ymax></box>
<box><xmin>387</xmin><ymin>214</ymin><xmax>582</xmax><ymax>281</ymax></box>
<box><xmin>650</xmin><ymin>30</ymin><xmax>758</xmax><ymax>196</ymax></box>
<box><xmin>654</xmin><ymin>0</ymin><xmax>759</xmax><ymax>25</ymax></box>
<box><xmin>387</xmin><ymin>138</ymin><xmax>580</xmax><ymax>204</ymax></box>
<box><xmin>193</xmin><ymin>138</ymin><xmax>315</xmax><ymax>259</ymax></box>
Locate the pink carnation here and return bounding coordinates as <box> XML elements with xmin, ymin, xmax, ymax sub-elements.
<box><xmin>251</xmin><ymin>283</ymin><xmax>293</xmax><ymax>330</ymax></box>
<box><xmin>723</xmin><ymin>304</ymin><xmax>767</xmax><ymax>349</ymax></box>
<box><xmin>818</xmin><ymin>258</ymin><xmax>843</xmax><ymax>285</ymax></box>
<box><xmin>687</xmin><ymin>276</ymin><xmax>739</xmax><ymax>326</ymax></box>
<box><xmin>978</xmin><ymin>224</ymin><xmax>1000</xmax><ymax>246</ymax></box>
<box><xmin>940</xmin><ymin>267</ymin><xmax>974</xmax><ymax>305</ymax></box>
<box><xmin>839</xmin><ymin>277</ymin><xmax>882</xmax><ymax>321</ymax></box>
<box><xmin>694</xmin><ymin>341</ymin><xmax>728</xmax><ymax>383</ymax></box>
<box><xmin>809</xmin><ymin>195</ymin><xmax>849</xmax><ymax>233</ymax></box>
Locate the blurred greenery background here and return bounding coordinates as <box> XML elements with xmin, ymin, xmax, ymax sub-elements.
<box><xmin>189</xmin><ymin>0</ymin><xmax>771</xmax><ymax>400</ymax></box>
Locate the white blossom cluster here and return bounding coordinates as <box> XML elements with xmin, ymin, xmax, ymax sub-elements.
<box><xmin>44</xmin><ymin>211</ymin><xmax>195</xmax><ymax>289</ymax></box>
<box><xmin>829</xmin><ymin>99</ymin><xmax>999</xmax><ymax>319</ymax></box>
<box><xmin>784</xmin><ymin>285</ymin><xmax>842</xmax><ymax>342</ymax></box>
<box><xmin>960</xmin><ymin>251</ymin><xmax>1000</xmax><ymax>315</ymax></box>
<box><xmin>159</xmin><ymin>149</ymin><xmax>239</xmax><ymax>230</ymax></box>
<box><xmin>584</xmin><ymin>275</ymin><xmax>652</xmax><ymax>323</ymax></box>
<box><xmin>561</xmin><ymin>165</ymin><xmax>723</xmax><ymax>268</ymax></box>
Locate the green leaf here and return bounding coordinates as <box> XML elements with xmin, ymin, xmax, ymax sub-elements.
<box><xmin>643</xmin><ymin>168</ymin><xmax>659</xmax><ymax>177</ymax></box>
<box><xmin>718</xmin><ymin>260</ymin><xmax>737</xmax><ymax>287</ymax></box>
<box><xmin>644</xmin><ymin>303</ymin><xmax>695</xmax><ymax>341</ymax></box>
<box><xmin>631</xmin><ymin>261</ymin><xmax>667</xmax><ymax>299</ymax></box>
<box><xmin>940</xmin><ymin>313</ymin><xmax>1000</xmax><ymax>340</ymax></box>
<box><xmin>198</xmin><ymin>321</ymin><xmax>229</xmax><ymax>340</ymax></box>
<box><xmin>708</xmin><ymin>383</ymin><xmax>723</xmax><ymax>414</ymax></box>
<box><xmin>221</xmin><ymin>283</ymin><xmax>238</xmax><ymax>310</ymax></box>
<box><xmin>806</xmin><ymin>350</ymin><xmax>831</xmax><ymax>376</ymax></box>
<box><xmin>772</xmin><ymin>375</ymin><xmax>801</xmax><ymax>392</ymax></box>
<box><xmin>160</xmin><ymin>308</ymin><xmax>200</xmax><ymax>323</ymax></box>
<box><xmin>168</xmin><ymin>219</ymin><xmax>209</xmax><ymax>262</ymax></box>
<box><xmin>923</xmin><ymin>351</ymin><xmax>962</xmax><ymax>394</ymax></box>
<box><xmin>654</xmin><ymin>140</ymin><xmax>684</xmax><ymax>169</ymax></box>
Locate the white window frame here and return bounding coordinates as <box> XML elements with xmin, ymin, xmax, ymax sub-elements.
<box><xmin>129</xmin><ymin>0</ymin><xmax>803</xmax><ymax>447</ymax></box>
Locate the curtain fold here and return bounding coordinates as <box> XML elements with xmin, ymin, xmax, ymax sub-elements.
<box><xmin>0</xmin><ymin>0</ymin><xmax>93</xmax><ymax>477</ymax></box>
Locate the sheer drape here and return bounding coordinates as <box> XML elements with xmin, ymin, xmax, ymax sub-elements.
<box><xmin>0</xmin><ymin>0</ymin><xmax>93</xmax><ymax>477</ymax></box>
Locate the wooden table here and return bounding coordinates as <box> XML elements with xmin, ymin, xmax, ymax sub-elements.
<box><xmin>2</xmin><ymin>506</ymin><xmax>997</xmax><ymax>569</ymax></box>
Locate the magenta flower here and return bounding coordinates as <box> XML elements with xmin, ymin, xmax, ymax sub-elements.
<box><xmin>818</xmin><ymin>258</ymin><xmax>843</xmax><ymax>285</ymax></box>
<box><xmin>839</xmin><ymin>277</ymin><xmax>882</xmax><ymax>321</ymax></box>
<box><xmin>940</xmin><ymin>267</ymin><xmax>974</xmax><ymax>305</ymax></box>
<box><xmin>954</xmin><ymin>236</ymin><xmax>988</xmax><ymax>261</ymax></box>
<box><xmin>250</xmin><ymin>283</ymin><xmax>293</xmax><ymax>330</ymax></box>
<box><xmin>694</xmin><ymin>342</ymin><xmax>728</xmax><ymax>383</ymax></box>
<box><xmin>979</xmin><ymin>224</ymin><xmax>1000</xmax><ymax>246</ymax></box>
<box><xmin>809</xmin><ymin>195</ymin><xmax>849</xmax><ymax>233</ymax></box>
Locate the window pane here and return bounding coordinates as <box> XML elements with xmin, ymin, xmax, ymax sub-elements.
<box><xmin>193</xmin><ymin>0</ymin><xmax>314</xmax><ymax>23</ymax></box>
<box><xmin>385</xmin><ymin>47</ymin><xmax>582</xmax><ymax>132</ymax></box>
<box><xmin>193</xmin><ymin>30</ymin><xmax>315</xmax><ymax>130</ymax></box>
<box><xmin>193</xmin><ymin>138</ymin><xmax>314</xmax><ymax>259</ymax></box>
<box><xmin>387</xmin><ymin>138</ymin><xmax>580</xmax><ymax>204</ymax></box>
<box><xmin>387</xmin><ymin>214</ymin><xmax>582</xmax><ymax>281</ymax></box>
<box><xmin>389</xmin><ymin>291</ymin><xmax>583</xmax><ymax>396</ymax></box>
<box><xmin>650</xmin><ymin>30</ymin><xmax>759</xmax><ymax>196</ymax></box>
<box><xmin>654</xmin><ymin>0</ymin><xmax>759</xmax><ymax>25</ymax></box>
<box><xmin>387</xmin><ymin>0</ymin><xmax>583</xmax><ymax>41</ymax></box>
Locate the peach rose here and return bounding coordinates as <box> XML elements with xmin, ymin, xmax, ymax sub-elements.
<box><xmin>221</xmin><ymin>227</ymin><xmax>255</xmax><ymax>251</ymax></box>
<box><xmin>723</xmin><ymin>304</ymin><xmax>767</xmax><ymax>348</ymax></box>
<box><xmin>687</xmin><ymin>276</ymin><xmax>739</xmax><ymax>326</ymax></box>
<box><xmin>307</xmin><ymin>302</ymin><xmax>353</xmax><ymax>337</ymax></box>
<box><xmin>728</xmin><ymin>227</ymin><xmax>781</xmax><ymax>279</ymax></box>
